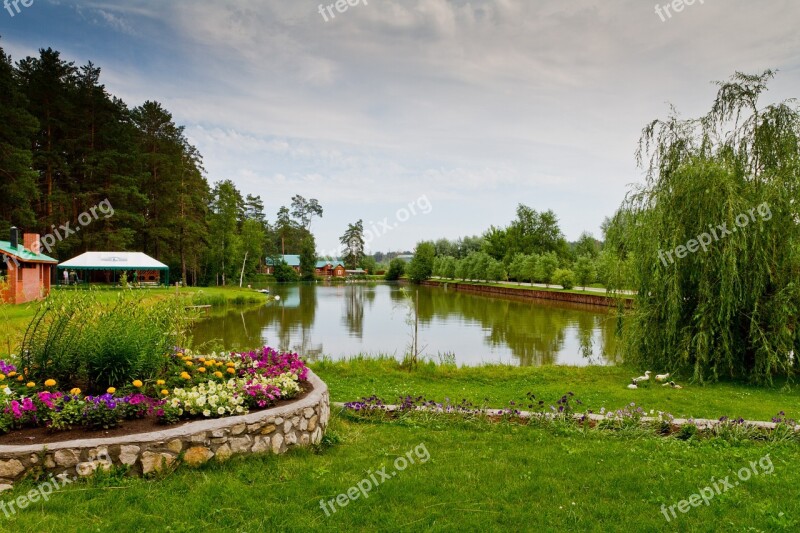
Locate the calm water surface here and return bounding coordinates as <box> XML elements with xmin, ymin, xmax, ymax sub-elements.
<box><xmin>191</xmin><ymin>284</ymin><xmax>622</xmax><ymax>366</ymax></box>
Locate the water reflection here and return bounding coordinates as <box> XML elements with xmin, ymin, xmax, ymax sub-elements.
<box><xmin>191</xmin><ymin>284</ymin><xmax>622</xmax><ymax>367</ymax></box>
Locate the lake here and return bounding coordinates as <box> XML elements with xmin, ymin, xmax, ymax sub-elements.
<box><xmin>191</xmin><ymin>283</ymin><xmax>622</xmax><ymax>366</ymax></box>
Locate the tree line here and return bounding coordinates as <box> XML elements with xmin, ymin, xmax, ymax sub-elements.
<box><xmin>0</xmin><ymin>43</ymin><xmax>336</xmax><ymax>286</ymax></box>
<box><xmin>393</xmin><ymin>203</ymin><xmax>631</xmax><ymax>291</ymax></box>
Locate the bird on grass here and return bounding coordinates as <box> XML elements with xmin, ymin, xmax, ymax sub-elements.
<box><xmin>627</xmin><ymin>380</ymin><xmax>638</xmax><ymax>390</ymax></box>
<box><xmin>655</xmin><ymin>373</ymin><xmax>670</xmax><ymax>382</ymax></box>
<box><xmin>661</xmin><ymin>381</ymin><xmax>683</xmax><ymax>389</ymax></box>
<box><xmin>633</xmin><ymin>371</ymin><xmax>652</xmax><ymax>383</ymax></box>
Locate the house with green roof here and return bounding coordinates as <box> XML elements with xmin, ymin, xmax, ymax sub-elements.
<box><xmin>0</xmin><ymin>227</ymin><xmax>58</xmax><ymax>304</ymax></box>
<box><xmin>265</xmin><ymin>255</ymin><xmax>346</xmax><ymax>277</ymax></box>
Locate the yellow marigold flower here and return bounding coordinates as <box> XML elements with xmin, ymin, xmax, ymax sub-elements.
<box><xmin>161</xmin><ymin>389</ymin><xmax>169</xmax><ymax>396</ymax></box>
<box><xmin>44</xmin><ymin>379</ymin><xmax>57</xmax><ymax>387</ymax></box>
<box><xmin>107</xmin><ymin>387</ymin><xmax>116</xmax><ymax>394</ymax></box>
<box><xmin>26</xmin><ymin>382</ymin><xmax>35</xmax><ymax>388</ymax></box>
<box><xmin>16</xmin><ymin>376</ymin><xmax>23</xmax><ymax>382</ymax></box>
<box><xmin>216</xmin><ymin>362</ymin><xmax>223</xmax><ymax>367</ymax></box>
<box><xmin>185</xmin><ymin>361</ymin><xmax>194</xmax><ymax>367</ymax></box>
<box><xmin>70</xmin><ymin>387</ymin><xmax>81</xmax><ymax>395</ymax></box>
<box><xmin>181</xmin><ymin>372</ymin><xmax>191</xmax><ymax>380</ymax></box>
<box><xmin>8</xmin><ymin>371</ymin><xmax>16</xmax><ymax>377</ymax></box>
<box><xmin>198</xmin><ymin>357</ymin><xmax>206</xmax><ymax>362</ymax></box>
<box><xmin>214</xmin><ymin>371</ymin><xmax>223</xmax><ymax>378</ymax></box>
<box><xmin>0</xmin><ymin>374</ymin><xmax>5</xmax><ymax>381</ymax></box>
<box><xmin>226</xmin><ymin>367</ymin><xmax>235</xmax><ymax>374</ymax></box>
<box><xmin>198</xmin><ymin>367</ymin><xmax>206</xmax><ymax>373</ymax></box>
<box><xmin>226</xmin><ymin>362</ymin><xmax>235</xmax><ymax>367</ymax></box>
<box><xmin>132</xmin><ymin>380</ymin><xmax>143</xmax><ymax>388</ymax></box>
<box><xmin>156</xmin><ymin>379</ymin><xmax>165</xmax><ymax>386</ymax></box>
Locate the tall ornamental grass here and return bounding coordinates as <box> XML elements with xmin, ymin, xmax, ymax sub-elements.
<box><xmin>20</xmin><ymin>290</ymin><xmax>191</xmax><ymax>391</ymax></box>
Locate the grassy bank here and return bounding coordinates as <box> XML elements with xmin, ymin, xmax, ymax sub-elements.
<box><xmin>1</xmin><ymin>361</ymin><xmax>798</xmax><ymax>531</ymax></box>
<box><xmin>311</xmin><ymin>358</ymin><xmax>798</xmax><ymax>422</ymax></box>
<box><xmin>2</xmin><ymin>411</ymin><xmax>797</xmax><ymax>532</ymax></box>
<box><xmin>0</xmin><ymin>286</ymin><xmax>270</xmax><ymax>357</ymax></box>
<box><xmin>427</xmin><ymin>279</ymin><xmax>634</xmax><ymax>300</ymax></box>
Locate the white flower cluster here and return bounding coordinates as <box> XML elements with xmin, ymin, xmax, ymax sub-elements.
<box><xmin>251</xmin><ymin>372</ymin><xmax>301</xmax><ymax>397</ymax></box>
<box><xmin>170</xmin><ymin>380</ymin><xmax>246</xmax><ymax>418</ymax></box>
<box><xmin>168</xmin><ymin>372</ymin><xmax>302</xmax><ymax>418</ymax></box>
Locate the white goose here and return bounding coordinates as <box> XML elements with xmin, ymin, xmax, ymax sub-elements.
<box><xmin>633</xmin><ymin>371</ymin><xmax>652</xmax><ymax>383</ymax></box>
<box><xmin>655</xmin><ymin>373</ymin><xmax>670</xmax><ymax>382</ymax></box>
<box><xmin>627</xmin><ymin>380</ymin><xmax>638</xmax><ymax>390</ymax></box>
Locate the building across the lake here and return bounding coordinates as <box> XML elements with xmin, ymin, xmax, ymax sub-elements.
<box><xmin>0</xmin><ymin>228</ymin><xmax>58</xmax><ymax>304</ymax></box>
<box><xmin>265</xmin><ymin>255</ymin><xmax>347</xmax><ymax>277</ymax></box>
<box><xmin>58</xmin><ymin>252</ymin><xmax>170</xmax><ymax>286</ymax></box>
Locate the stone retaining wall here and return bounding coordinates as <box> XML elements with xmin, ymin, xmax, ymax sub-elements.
<box><xmin>0</xmin><ymin>370</ymin><xmax>329</xmax><ymax>491</ymax></box>
<box><xmin>420</xmin><ymin>280</ymin><xmax>634</xmax><ymax>309</ymax></box>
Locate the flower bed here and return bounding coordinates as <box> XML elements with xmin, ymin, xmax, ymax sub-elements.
<box><xmin>0</xmin><ymin>347</ymin><xmax>309</xmax><ymax>435</ymax></box>
<box><xmin>0</xmin><ymin>368</ymin><xmax>329</xmax><ymax>489</ymax></box>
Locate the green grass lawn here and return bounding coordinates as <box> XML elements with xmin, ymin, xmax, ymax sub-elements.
<box><xmin>311</xmin><ymin>358</ymin><xmax>798</xmax><ymax>422</ymax></box>
<box><xmin>1</xmin><ymin>413</ymin><xmax>797</xmax><ymax>532</ymax></box>
<box><xmin>1</xmin><ymin>316</ymin><xmax>797</xmax><ymax>531</ymax></box>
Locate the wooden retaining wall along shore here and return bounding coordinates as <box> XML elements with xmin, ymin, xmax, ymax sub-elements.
<box><xmin>419</xmin><ymin>280</ymin><xmax>633</xmax><ymax>309</ymax></box>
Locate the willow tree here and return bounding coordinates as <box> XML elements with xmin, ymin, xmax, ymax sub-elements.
<box><xmin>621</xmin><ymin>71</ymin><xmax>800</xmax><ymax>383</ymax></box>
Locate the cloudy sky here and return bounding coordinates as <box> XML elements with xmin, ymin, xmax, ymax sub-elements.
<box><xmin>2</xmin><ymin>0</ymin><xmax>799</xmax><ymax>253</ymax></box>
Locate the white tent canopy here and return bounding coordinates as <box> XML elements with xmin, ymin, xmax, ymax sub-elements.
<box><xmin>58</xmin><ymin>252</ymin><xmax>168</xmax><ymax>271</ymax></box>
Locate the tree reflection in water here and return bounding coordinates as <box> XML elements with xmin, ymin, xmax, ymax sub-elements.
<box><xmin>192</xmin><ymin>284</ymin><xmax>622</xmax><ymax>366</ymax></box>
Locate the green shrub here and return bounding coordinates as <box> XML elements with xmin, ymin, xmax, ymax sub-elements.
<box><xmin>273</xmin><ymin>262</ymin><xmax>299</xmax><ymax>282</ymax></box>
<box><xmin>385</xmin><ymin>259</ymin><xmax>405</xmax><ymax>281</ymax></box>
<box><xmin>552</xmin><ymin>269</ymin><xmax>576</xmax><ymax>290</ymax></box>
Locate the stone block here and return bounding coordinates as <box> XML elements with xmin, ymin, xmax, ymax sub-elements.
<box><xmin>54</xmin><ymin>450</ymin><xmax>79</xmax><ymax>468</ymax></box>
<box><xmin>183</xmin><ymin>447</ymin><xmax>214</xmax><ymax>467</ymax></box>
<box><xmin>140</xmin><ymin>452</ymin><xmax>175</xmax><ymax>475</ymax></box>
<box><xmin>119</xmin><ymin>445</ymin><xmax>140</xmax><ymax>466</ymax></box>
<box><xmin>0</xmin><ymin>460</ymin><xmax>24</xmax><ymax>479</ymax></box>
<box><xmin>271</xmin><ymin>433</ymin><xmax>284</xmax><ymax>454</ymax></box>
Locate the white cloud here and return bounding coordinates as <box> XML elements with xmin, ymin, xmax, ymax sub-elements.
<box><xmin>9</xmin><ymin>0</ymin><xmax>800</xmax><ymax>248</ymax></box>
